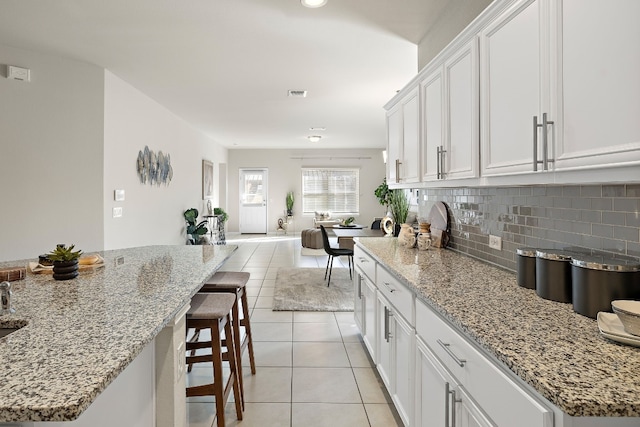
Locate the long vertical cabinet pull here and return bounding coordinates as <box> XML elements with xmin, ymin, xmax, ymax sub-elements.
<box><xmin>533</xmin><ymin>113</ymin><xmax>555</xmax><ymax>171</ymax></box>
<box><xmin>357</xmin><ymin>275</ymin><xmax>362</xmax><ymax>300</ymax></box>
<box><xmin>384</xmin><ymin>306</ymin><xmax>390</xmax><ymax>342</ymax></box>
<box><xmin>436</xmin><ymin>146</ymin><xmax>447</xmax><ymax>179</ymax></box>
<box><xmin>395</xmin><ymin>159</ymin><xmax>401</xmax><ymax>183</ymax></box>
<box><xmin>444</xmin><ymin>382</ymin><xmax>461</xmax><ymax>427</ymax></box>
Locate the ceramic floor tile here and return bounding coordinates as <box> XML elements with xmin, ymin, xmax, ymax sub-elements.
<box><xmin>245</xmin><ymin>341</ymin><xmax>292</xmax><ymax>367</ymax></box>
<box><xmin>224</xmin><ymin>402</ymin><xmax>291</xmax><ymax>427</ymax></box>
<box><xmin>250</xmin><ymin>308</ymin><xmax>293</xmax><ymax>323</ymax></box>
<box><xmin>258</xmin><ymin>287</ymin><xmax>274</xmax><ymax>297</ymax></box>
<box><xmin>292</xmin><ymin>367</ymin><xmax>361</xmax><ymax>403</ymax></box>
<box><xmin>291</xmin><ymin>403</ymin><xmax>369</xmax><ymax>427</ymax></box>
<box><xmin>265</xmin><ymin>267</ymin><xmax>280</xmax><ymax>279</ymax></box>
<box><xmin>254</xmin><ymin>295</ymin><xmax>274</xmax><ymax>309</ymax></box>
<box><xmin>292</xmin><ymin>342</ymin><xmax>350</xmax><ymax>367</ymax></box>
<box><xmin>243</xmin><ymin>367</ymin><xmax>292</xmax><ymax>403</ymax></box>
<box><xmin>364</xmin><ymin>403</ymin><xmax>403</xmax><ymax>427</ymax></box>
<box><xmin>246</xmin><ymin>296</ymin><xmax>257</xmax><ymax>310</ymax></box>
<box><xmin>338</xmin><ymin>321</ymin><xmax>363</xmax><ymax>342</ymax></box>
<box><xmin>241</xmin><ymin>267</ymin><xmax>268</xmax><ymax>279</ymax></box>
<box><xmin>262</xmin><ymin>279</ymin><xmax>276</xmax><ymax>288</ymax></box>
<box><xmin>186</xmin><ymin>402</ymin><xmax>216</xmax><ymax>427</ymax></box>
<box><xmin>293</xmin><ymin>311</ymin><xmax>337</xmax><ymax>323</ymax></box>
<box><xmin>250</xmin><ymin>322</ymin><xmax>293</xmax><ymax>341</ymax></box>
<box><xmin>293</xmin><ymin>322</ymin><xmax>343</xmax><ymax>342</ymax></box>
<box><xmin>334</xmin><ymin>311</ymin><xmax>356</xmax><ymax>323</ymax></box>
<box><xmin>344</xmin><ymin>342</ymin><xmax>374</xmax><ymax>368</ymax></box>
<box><xmin>353</xmin><ymin>368</ymin><xmax>389</xmax><ymax>404</ymax></box>
<box><xmin>245</xmin><ymin>287</ymin><xmax>261</xmax><ymax>297</ymax></box>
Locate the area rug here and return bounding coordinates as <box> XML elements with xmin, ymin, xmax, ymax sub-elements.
<box><xmin>273</xmin><ymin>267</ymin><xmax>354</xmax><ymax>312</ymax></box>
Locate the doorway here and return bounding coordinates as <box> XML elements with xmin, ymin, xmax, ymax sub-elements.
<box><xmin>239</xmin><ymin>168</ymin><xmax>268</xmax><ymax>234</ymax></box>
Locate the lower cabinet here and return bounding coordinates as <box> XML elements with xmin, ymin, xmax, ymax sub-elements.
<box><xmin>354</xmin><ymin>269</ymin><xmax>377</xmax><ymax>361</ymax></box>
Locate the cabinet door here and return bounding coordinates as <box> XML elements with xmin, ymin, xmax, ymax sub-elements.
<box><xmin>480</xmin><ymin>0</ymin><xmax>548</xmax><ymax>176</ymax></box>
<box><xmin>445</xmin><ymin>39</ymin><xmax>479</xmax><ymax>180</ymax></box>
<box><xmin>421</xmin><ymin>66</ymin><xmax>445</xmax><ymax>182</ymax></box>
<box><xmin>402</xmin><ymin>89</ymin><xmax>421</xmax><ymax>183</ymax></box>
<box><xmin>415</xmin><ymin>338</ymin><xmax>452</xmax><ymax>427</ymax></box>
<box><xmin>354</xmin><ymin>273</ymin><xmax>364</xmax><ymax>334</ymax></box>
<box><xmin>376</xmin><ymin>293</ymin><xmax>392</xmax><ymax>389</ymax></box>
<box><xmin>457</xmin><ymin>387</ymin><xmax>496</xmax><ymax>427</ymax></box>
<box><xmin>386</xmin><ymin>105</ymin><xmax>402</xmax><ymax>185</ymax></box>
<box><xmin>392</xmin><ymin>312</ymin><xmax>414</xmax><ymax>427</ymax></box>
<box><xmin>362</xmin><ymin>275</ymin><xmax>377</xmax><ymax>361</ymax></box>
<box><xmin>553</xmin><ymin>0</ymin><xmax>640</xmax><ymax>171</ymax></box>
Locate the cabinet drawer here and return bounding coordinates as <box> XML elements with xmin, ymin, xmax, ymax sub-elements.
<box><xmin>354</xmin><ymin>245</ymin><xmax>376</xmax><ymax>283</ymax></box>
<box><xmin>377</xmin><ymin>266</ymin><xmax>413</xmax><ymax>325</ymax></box>
<box><xmin>416</xmin><ymin>298</ymin><xmax>552</xmax><ymax>427</ymax></box>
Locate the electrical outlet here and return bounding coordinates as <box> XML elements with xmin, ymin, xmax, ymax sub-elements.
<box><xmin>489</xmin><ymin>235</ymin><xmax>502</xmax><ymax>250</ymax></box>
<box><xmin>113</xmin><ymin>207</ymin><xmax>123</xmax><ymax>218</ymax></box>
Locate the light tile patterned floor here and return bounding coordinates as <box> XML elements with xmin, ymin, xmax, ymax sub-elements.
<box><xmin>186</xmin><ymin>234</ymin><xmax>402</xmax><ymax>427</ymax></box>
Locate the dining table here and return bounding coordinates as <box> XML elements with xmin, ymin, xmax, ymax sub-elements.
<box><xmin>329</xmin><ymin>225</ymin><xmax>387</xmax><ymax>250</ymax></box>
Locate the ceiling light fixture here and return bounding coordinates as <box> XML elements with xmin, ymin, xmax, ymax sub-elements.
<box><xmin>309</xmin><ymin>127</ymin><xmax>326</xmax><ymax>131</ymax></box>
<box><xmin>301</xmin><ymin>0</ymin><xmax>327</xmax><ymax>8</ymax></box>
<box><xmin>307</xmin><ymin>135</ymin><xmax>322</xmax><ymax>142</ymax></box>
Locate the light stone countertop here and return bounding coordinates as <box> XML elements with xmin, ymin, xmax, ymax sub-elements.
<box><xmin>0</xmin><ymin>244</ymin><xmax>237</xmax><ymax>422</ymax></box>
<box><xmin>356</xmin><ymin>238</ymin><xmax>640</xmax><ymax>418</ymax></box>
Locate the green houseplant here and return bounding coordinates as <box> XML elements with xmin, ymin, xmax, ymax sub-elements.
<box><xmin>213</xmin><ymin>207</ymin><xmax>228</xmax><ymax>223</ymax></box>
<box><xmin>48</xmin><ymin>244</ymin><xmax>82</xmax><ymax>280</ymax></box>
<box><xmin>389</xmin><ymin>189</ymin><xmax>409</xmax><ymax>236</ymax></box>
<box><xmin>184</xmin><ymin>208</ymin><xmax>208</xmax><ymax>245</ymax></box>
<box><xmin>286</xmin><ymin>191</ymin><xmax>294</xmax><ymax>216</ymax></box>
<box><xmin>374</xmin><ymin>177</ymin><xmax>392</xmax><ymax>213</ymax></box>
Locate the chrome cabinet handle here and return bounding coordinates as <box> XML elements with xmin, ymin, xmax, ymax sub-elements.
<box><xmin>437</xmin><ymin>339</ymin><xmax>466</xmax><ymax>367</ymax></box>
<box><xmin>395</xmin><ymin>159</ymin><xmax>401</xmax><ymax>183</ymax></box>
<box><xmin>533</xmin><ymin>114</ymin><xmax>555</xmax><ymax>171</ymax></box>
<box><xmin>358</xmin><ymin>257</ymin><xmax>369</xmax><ymax>263</ymax></box>
<box><xmin>357</xmin><ymin>276</ymin><xmax>362</xmax><ymax>299</ymax></box>
<box><xmin>444</xmin><ymin>382</ymin><xmax>450</xmax><ymax>427</ymax></box>
<box><xmin>384</xmin><ymin>306</ymin><xmax>390</xmax><ymax>342</ymax></box>
<box><xmin>383</xmin><ymin>282</ymin><xmax>396</xmax><ymax>293</ymax></box>
<box><xmin>436</xmin><ymin>146</ymin><xmax>441</xmax><ymax>179</ymax></box>
<box><xmin>440</xmin><ymin>146</ymin><xmax>446</xmax><ymax>179</ymax></box>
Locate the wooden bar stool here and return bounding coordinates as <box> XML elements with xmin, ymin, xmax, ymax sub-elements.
<box><xmin>186</xmin><ymin>293</ymin><xmax>243</xmax><ymax>427</ymax></box>
<box><xmin>194</xmin><ymin>271</ymin><xmax>256</xmax><ymax>409</ymax></box>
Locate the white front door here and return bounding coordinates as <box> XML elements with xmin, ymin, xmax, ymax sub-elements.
<box><xmin>239</xmin><ymin>169</ymin><xmax>268</xmax><ymax>234</ymax></box>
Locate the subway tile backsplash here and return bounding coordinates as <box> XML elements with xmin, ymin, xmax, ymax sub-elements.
<box><xmin>418</xmin><ymin>184</ymin><xmax>640</xmax><ymax>272</ymax></box>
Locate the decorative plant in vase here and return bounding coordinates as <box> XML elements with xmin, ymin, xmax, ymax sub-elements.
<box><xmin>48</xmin><ymin>244</ymin><xmax>82</xmax><ymax>280</ymax></box>
<box><xmin>374</xmin><ymin>177</ymin><xmax>392</xmax><ymax>215</ymax></box>
<box><xmin>389</xmin><ymin>189</ymin><xmax>409</xmax><ymax>237</ymax></box>
<box><xmin>213</xmin><ymin>207</ymin><xmax>228</xmax><ymax>223</ymax></box>
<box><xmin>184</xmin><ymin>208</ymin><xmax>208</xmax><ymax>245</ymax></box>
<box><xmin>286</xmin><ymin>191</ymin><xmax>294</xmax><ymax>216</ymax></box>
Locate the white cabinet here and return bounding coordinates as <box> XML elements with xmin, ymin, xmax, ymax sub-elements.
<box><xmin>415</xmin><ymin>337</ymin><xmax>494</xmax><ymax>427</ymax></box>
<box><xmin>354</xmin><ymin>272</ymin><xmax>364</xmax><ymax>334</ymax></box>
<box><xmin>552</xmin><ymin>0</ymin><xmax>640</xmax><ymax>172</ymax></box>
<box><xmin>479</xmin><ymin>0</ymin><xmax>549</xmax><ymax>177</ymax></box>
<box><xmin>386</xmin><ymin>87</ymin><xmax>421</xmax><ymax>186</ymax></box>
<box><xmin>421</xmin><ymin>38</ymin><xmax>479</xmax><ymax>182</ymax></box>
<box><xmin>362</xmin><ymin>274</ymin><xmax>377</xmax><ymax>360</ymax></box>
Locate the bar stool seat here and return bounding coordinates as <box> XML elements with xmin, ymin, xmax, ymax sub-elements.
<box><xmin>186</xmin><ymin>293</ymin><xmax>242</xmax><ymax>427</ymax></box>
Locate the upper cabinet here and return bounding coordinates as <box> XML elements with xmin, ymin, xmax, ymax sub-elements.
<box><xmin>479</xmin><ymin>0</ymin><xmax>547</xmax><ymax>177</ymax></box>
<box><xmin>385</xmin><ymin>0</ymin><xmax>640</xmax><ymax>188</ymax></box>
<box><xmin>552</xmin><ymin>0</ymin><xmax>640</xmax><ymax>172</ymax></box>
<box><xmin>386</xmin><ymin>87</ymin><xmax>420</xmax><ymax>186</ymax></box>
<box><xmin>422</xmin><ymin>39</ymin><xmax>479</xmax><ymax>182</ymax></box>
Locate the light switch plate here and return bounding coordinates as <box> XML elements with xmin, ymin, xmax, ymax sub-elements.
<box><xmin>113</xmin><ymin>207</ymin><xmax>123</xmax><ymax>218</ymax></box>
<box><xmin>114</xmin><ymin>189</ymin><xmax>125</xmax><ymax>201</ymax></box>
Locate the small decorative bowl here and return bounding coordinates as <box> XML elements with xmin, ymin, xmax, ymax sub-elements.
<box><xmin>38</xmin><ymin>254</ymin><xmax>53</xmax><ymax>266</ymax></box>
<box><xmin>611</xmin><ymin>300</ymin><xmax>640</xmax><ymax>336</ymax></box>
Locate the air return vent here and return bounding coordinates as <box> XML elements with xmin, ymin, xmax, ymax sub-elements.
<box><xmin>287</xmin><ymin>90</ymin><xmax>307</xmax><ymax>98</ymax></box>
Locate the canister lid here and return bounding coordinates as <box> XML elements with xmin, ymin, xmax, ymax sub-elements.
<box><xmin>516</xmin><ymin>247</ymin><xmax>537</xmax><ymax>257</ymax></box>
<box><xmin>535</xmin><ymin>249</ymin><xmax>575</xmax><ymax>261</ymax></box>
<box><xmin>571</xmin><ymin>255</ymin><xmax>640</xmax><ymax>272</ymax></box>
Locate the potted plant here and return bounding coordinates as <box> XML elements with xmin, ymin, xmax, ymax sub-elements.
<box><xmin>389</xmin><ymin>189</ymin><xmax>409</xmax><ymax>236</ymax></box>
<box><xmin>184</xmin><ymin>208</ymin><xmax>208</xmax><ymax>245</ymax></box>
<box><xmin>213</xmin><ymin>207</ymin><xmax>228</xmax><ymax>223</ymax></box>
<box><xmin>286</xmin><ymin>191</ymin><xmax>294</xmax><ymax>216</ymax></box>
<box><xmin>374</xmin><ymin>177</ymin><xmax>392</xmax><ymax>214</ymax></box>
<box><xmin>48</xmin><ymin>244</ymin><xmax>82</xmax><ymax>280</ymax></box>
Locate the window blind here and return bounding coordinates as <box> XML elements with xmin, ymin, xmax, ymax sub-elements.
<box><xmin>302</xmin><ymin>168</ymin><xmax>359</xmax><ymax>215</ymax></box>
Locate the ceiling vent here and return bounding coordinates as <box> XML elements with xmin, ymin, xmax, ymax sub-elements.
<box><xmin>288</xmin><ymin>90</ymin><xmax>307</xmax><ymax>98</ymax></box>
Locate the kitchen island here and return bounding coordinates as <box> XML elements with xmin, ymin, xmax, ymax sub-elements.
<box><xmin>355</xmin><ymin>238</ymin><xmax>640</xmax><ymax>425</ymax></box>
<box><xmin>0</xmin><ymin>244</ymin><xmax>237</xmax><ymax>425</ymax></box>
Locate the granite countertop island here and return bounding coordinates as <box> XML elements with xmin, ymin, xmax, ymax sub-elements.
<box><xmin>0</xmin><ymin>244</ymin><xmax>237</xmax><ymax>422</ymax></box>
<box><xmin>356</xmin><ymin>238</ymin><xmax>640</xmax><ymax>418</ymax></box>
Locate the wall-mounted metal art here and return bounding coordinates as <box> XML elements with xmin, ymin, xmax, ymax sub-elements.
<box><xmin>136</xmin><ymin>145</ymin><xmax>173</xmax><ymax>186</ymax></box>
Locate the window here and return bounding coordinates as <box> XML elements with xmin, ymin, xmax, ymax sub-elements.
<box><xmin>302</xmin><ymin>168</ymin><xmax>359</xmax><ymax>215</ymax></box>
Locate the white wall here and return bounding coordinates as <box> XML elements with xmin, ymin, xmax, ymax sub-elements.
<box><xmin>417</xmin><ymin>0</ymin><xmax>492</xmax><ymax>70</ymax></box>
<box><xmin>226</xmin><ymin>149</ymin><xmax>387</xmax><ymax>233</ymax></box>
<box><xmin>0</xmin><ymin>45</ymin><xmax>105</xmax><ymax>261</ymax></box>
<box><xmin>103</xmin><ymin>71</ymin><xmax>227</xmax><ymax>249</ymax></box>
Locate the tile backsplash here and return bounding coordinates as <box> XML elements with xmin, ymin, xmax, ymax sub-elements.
<box><xmin>418</xmin><ymin>184</ymin><xmax>640</xmax><ymax>272</ymax></box>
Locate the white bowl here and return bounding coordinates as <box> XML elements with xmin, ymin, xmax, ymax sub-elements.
<box><xmin>611</xmin><ymin>300</ymin><xmax>640</xmax><ymax>336</ymax></box>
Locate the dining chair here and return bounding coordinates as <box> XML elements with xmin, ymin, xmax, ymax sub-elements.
<box><xmin>319</xmin><ymin>225</ymin><xmax>353</xmax><ymax>286</ymax></box>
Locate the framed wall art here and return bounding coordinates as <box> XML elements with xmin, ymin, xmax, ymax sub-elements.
<box><xmin>202</xmin><ymin>159</ymin><xmax>214</xmax><ymax>199</ymax></box>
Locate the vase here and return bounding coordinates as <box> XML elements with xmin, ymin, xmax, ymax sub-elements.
<box><xmin>53</xmin><ymin>260</ymin><xmax>79</xmax><ymax>281</ymax></box>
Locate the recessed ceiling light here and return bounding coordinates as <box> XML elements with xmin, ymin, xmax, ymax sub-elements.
<box><xmin>288</xmin><ymin>90</ymin><xmax>307</xmax><ymax>98</ymax></box>
<box><xmin>307</xmin><ymin>135</ymin><xmax>322</xmax><ymax>142</ymax></box>
<box><xmin>309</xmin><ymin>127</ymin><xmax>326</xmax><ymax>131</ymax></box>
<box><xmin>301</xmin><ymin>0</ymin><xmax>327</xmax><ymax>8</ymax></box>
